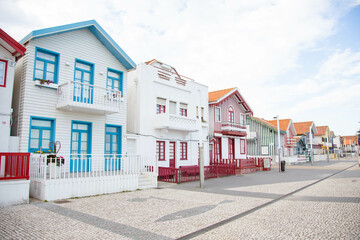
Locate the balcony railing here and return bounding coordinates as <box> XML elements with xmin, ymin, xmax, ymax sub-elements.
<box><xmin>154</xmin><ymin>113</ymin><xmax>198</xmax><ymax>132</ymax></box>
<box><xmin>221</xmin><ymin>121</ymin><xmax>246</xmax><ymax>136</ymax></box>
<box><xmin>0</xmin><ymin>153</ymin><xmax>30</xmax><ymax>180</ymax></box>
<box><xmin>56</xmin><ymin>81</ymin><xmax>122</xmax><ymax>114</ymax></box>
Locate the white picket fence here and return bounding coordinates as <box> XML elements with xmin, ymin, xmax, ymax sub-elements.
<box><xmin>29</xmin><ymin>154</ymin><xmax>157</xmax><ymax>201</ymax></box>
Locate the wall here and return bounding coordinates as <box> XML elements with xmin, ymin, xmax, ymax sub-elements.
<box><xmin>14</xmin><ymin>28</ymin><xmax>128</xmax><ymax>155</ymax></box>
<box><xmin>0</xmin><ymin>47</ymin><xmax>16</xmax><ymax>152</ymax></box>
<box><xmin>0</xmin><ymin>180</ymin><xmax>30</xmax><ymax>207</ymax></box>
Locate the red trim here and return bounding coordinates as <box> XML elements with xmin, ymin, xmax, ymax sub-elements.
<box><xmin>215</xmin><ymin>130</ymin><xmax>247</xmax><ymax>137</ymax></box>
<box><xmin>0</xmin><ymin>29</ymin><xmax>26</xmax><ymax>56</ymax></box>
<box><xmin>0</xmin><ymin>59</ymin><xmax>8</xmax><ymax>87</ymax></box>
<box><xmin>156</xmin><ymin>141</ymin><xmax>165</xmax><ymax>161</ymax></box>
<box><xmin>180</xmin><ymin>142</ymin><xmax>187</xmax><ymax>160</ymax></box>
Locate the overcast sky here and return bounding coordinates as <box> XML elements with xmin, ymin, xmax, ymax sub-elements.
<box><xmin>1</xmin><ymin>0</ymin><xmax>360</xmax><ymax>136</ymax></box>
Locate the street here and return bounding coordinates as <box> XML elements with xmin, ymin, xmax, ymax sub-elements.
<box><xmin>1</xmin><ymin>159</ymin><xmax>359</xmax><ymax>239</ymax></box>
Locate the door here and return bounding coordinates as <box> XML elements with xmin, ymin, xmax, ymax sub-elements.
<box><xmin>169</xmin><ymin>142</ymin><xmax>176</xmax><ymax>168</ymax></box>
<box><xmin>105</xmin><ymin>125</ymin><xmax>122</xmax><ymax>170</ymax></box>
<box><xmin>229</xmin><ymin>138</ymin><xmax>234</xmax><ymax>159</ymax></box>
<box><xmin>74</xmin><ymin>60</ymin><xmax>93</xmax><ymax>104</ymax></box>
<box><xmin>71</xmin><ymin>122</ymin><xmax>91</xmax><ymax>172</ymax></box>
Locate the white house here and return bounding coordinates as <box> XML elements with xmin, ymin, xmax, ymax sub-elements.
<box><xmin>0</xmin><ymin>28</ymin><xmax>28</xmax><ymax>207</ymax></box>
<box><xmin>127</xmin><ymin>59</ymin><xmax>209</xmax><ymax>169</ymax></box>
<box><xmin>12</xmin><ymin>20</ymin><xmax>157</xmax><ymax>201</ymax></box>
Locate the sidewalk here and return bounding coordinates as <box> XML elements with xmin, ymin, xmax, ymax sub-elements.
<box><xmin>0</xmin><ymin>159</ymin><xmax>359</xmax><ymax>239</ymax></box>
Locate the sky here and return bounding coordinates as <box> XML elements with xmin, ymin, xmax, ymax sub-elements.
<box><xmin>1</xmin><ymin>0</ymin><xmax>360</xmax><ymax>136</ymax></box>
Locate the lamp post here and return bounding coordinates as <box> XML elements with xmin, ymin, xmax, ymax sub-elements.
<box><xmin>309</xmin><ymin>126</ymin><xmax>313</xmax><ymax>165</ymax></box>
<box><xmin>274</xmin><ymin>115</ymin><xmax>281</xmax><ymax>172</ymax></box>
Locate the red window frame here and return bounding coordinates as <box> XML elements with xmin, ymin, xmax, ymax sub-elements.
<box><xmin>180</xmin><ymin>142</ymin><xmax>188</xmax><ymax>160</ymax></box>
<box><xmin>180</xmin><ymin>108</ymin><xmax>187</xmax><ymax>117</ymax></box>
<box><xmin>156</xmin><ymin>141</ymin><xmax>165</xmax><ymax>161</ymax></box>
<box><xmin>228</xmin><ymin>106</ymin><xmax>234</xmax><ymax>123</ymax></box>
<box><xmin>228</xmin><ymin>138</ymin><xmax>234</xmax><ymax>159</ymax></box>
<box><xmin>214</xmin><ymin>138</ymin><xmax>221</xmax><ymax>160</ymax></box>
<box><xmin>0</xmin><ymin>59</ymin><xmax>8</xmax><ymax>88</ymax></box>
<box><xmin>156</xmin><ymin>104</ymin><xmax>165</xmax><ymax>114</ymax></box>
<box><xmin>240</xmin><ymin>139</ymin><xmax>246</xmax><ymax>154</ymax></box>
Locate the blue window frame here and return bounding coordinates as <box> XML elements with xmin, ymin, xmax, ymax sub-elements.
<box><xmin>70</xmin><ymin>121</ymin><xmax>92</xmax><ymax>172</ymax></box>
<box><xmin>73</xmin><ymin>59</ymin><xmax>94</xmax><ymax>104</ymax></box>
<box><xmin>106</xmin><ymin>68</ymin><xmax>123</xmax><ymax>92</ymax></box>
<box><xmin>28</xmin><ymin>117</ymin><xmax>55</xmax><ymax>153</ymax></box>
<box><xmin>105</xmin><ymin>124</ymin><xmax>122</xmax><ymax>170</ymax></box>
<box><xmin>33</xmin><ymin>47</ymin><xmax>59</xmax><ymax>83</ymax></box>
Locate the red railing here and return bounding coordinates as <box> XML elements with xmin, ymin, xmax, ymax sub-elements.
<box><xmin>0</xmin><ymin>153</ymin><xmax>30</xmax><ymax>180</ymax></box>
<box><xmin>211</xmin><ymin>158</ymin><xmax>257</xmax><ymax>169</ymax></box>
<box><xmin>158</xmin><ymin>164</ymin><xmax>236</xmax><ymax>183</ymax></box>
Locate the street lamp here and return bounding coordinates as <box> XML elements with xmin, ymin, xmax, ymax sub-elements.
<box><xmin>274</xmin><ymin>115</ymin><xmax>281</xmax><ymax>172</ymax></box>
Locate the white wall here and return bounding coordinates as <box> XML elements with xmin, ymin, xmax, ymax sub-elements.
<box><xmin>0</xmin><ymin>47</ymin><xmax>16</xmax><ymax>152</ymax></box>
<box><xmin>0</xmin><ymin>180</ymin><xmax>30</xmax><ymax>207</ymax></box>
<box><xmin>14</xmin><ymin>29</ymin><xmax>129</xmax><ymax>155</ymax></box>
<box><xmin>127</xmin><ymin>62</ymin><xmax>209</xmax><ymax>167</ymax></box>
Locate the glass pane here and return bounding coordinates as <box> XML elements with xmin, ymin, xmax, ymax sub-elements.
<box><xmin>108</xmin><ymin>71</ymin><xmax>120</xmax><ymax>78</ymax></box>
<box><xmin>31</xmin><ymin>129</ymin><xmax>39</xmax><ymax>138</ymax></box>
<box><xmin>32</xmin><ymin>119</ymin><xmax>51</xmax><ymax>127</ymax></box>
<box><xmin>113</xmin><ymin>135</ymin><xmax>118</xmax><ymax>142</ymax></box>
<box><xmin>81</xmin><ymin>143</ymin><xmax>87</xmax><ymax>151</ymax></box>
<box><xmin>72</xmin><ymin>142</ymin><xmax>78</xmax><ymax>150</ymax></box>
<box><xmin>112</xmin><ymin>143</ymin><xmax>118</xmax><ymax>151</ymax></box>
<box><xmin>30</xmin><ymin>139</ymin><xmax>39</xmax><ymax>148</ymax></box>
<box><xmin>0</xmin><ymin>62</ymin><xmax>4</xmax><ymax>71</ymax></box>
<box><xmin>75</xmin><ymin>70</ymin><xmax>82</xmax><ymax>79</ymax></box>
<box><xmin>76</xmin><ymin>62</ymin><xmax>91</xmax><ymax>71</ymax></box>
<box><xmin>45</xmin><ymin>53</ymin><xmax>55</xmax><ymax>62</ymax></box>
<box><xmin>72</xmin><ymin>132</ymin><xmax>78</xmax><ymax>141</ymax></box>
<box><xmin>78</xmin><ymin>124</ymin><xmax>88</xmax><ymax>130</ymax></box>
<box><xmin>42</xmin><ymin>130</ymin><xmax>50</xmax><ymax>139</ymax></box>
<box><xmin>83</xmin><ymin>72</ymin><xmax>90</xmax><ymax>82</ymax></box>
<box><xmin>42</xmin><ymin>140</ymin><xmax>50</xmax><ymax>149</ymax></box>
<box><xmin>36</xmin><ymin>60</ymin><xmax>44</xmax><ymax>70</ymax></box>
<box><xmin>106</xmin><ymin>135</ymin><xmax>111</xmax><ymax>142</ymax></box>
<box><xmin>47</xmin><ymin>63</ymin><xmax>55</xmax><ymax>72</ymax></box>
<box><xmin>35</xmin><ymin>69</ymin><xmax>44</xmax><ymax>79</ymax></box>
<box><xmin>106</xmin><ymin>127</ymin><xmax>117</xmax><ymax>133</ymax></box>
<box><xmin>46</xmin><ymin>72</ymin><xmax>54</xmax><ymax>81</ymax></box>
<box><xmin>114</xmin><ymin>80</ymin><xmax>119</xmax><ymax>88</ymax></box>
<box><xmin>81</xmin><ymin>133</ymin><xmax>88</xmax><ymax>141</ymax></box>
<box><xmin>106</xmin><ymin>143</ymin><xmax>110</xmax><ymax>150</ymax></box>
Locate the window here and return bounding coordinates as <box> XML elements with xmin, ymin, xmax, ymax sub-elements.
<box><xmin>0</xmin><ymin>59</ymin><xmax>7</xmax><ymax>87</ymax></box>
<box><xmin>169</xmin><ymin>101</ymin><xmax>176</xmax><ymax>115</ymax></box>
<box><xmin>228</xmin><ymin>138</ymin><xmax>234</xmax><ymax>159</ymax></box>
<box><xmin>240</xmin><ymin>114</ymin><xmax>245</xmax><ymax>125</ymax></box>
<box><xmin>74</xmin><ymin>60</ymin><xmax>94</xmax><ymax>103</ymax></box>
<box><xmin>107</xmin><ymin>69</ymin><xmax>123</xmax><ymax>92</ymax></box>
<box><xmin>105</xmin><ymin>125</ymin><xmax>122</xmax><ymax>155</ymax></box>
<box><xmin>215</xmin><ymin>107</ymin><xmax>221</xmax><ymax>122</ymax></box>
<box><xmin>196</xmin><ymin>106</ymin><xmax>199</xmax><ymax>119</ymax></box>
<box><xmin>180</xmin><ymin>142</ymin><xmax>188</xmax><ymax>160</ymax></box>
<box><xmin>215</xmin><ymin>138</ymin><xmax>221</xmax><ymax>160</ymax></box>
<box><xmin>29</xmin><ymin>117</ymin><xmax>55</xmax><ymax>153</ymax></box>
<box><xmin>180</xmin><ymin>103</ymin><xmax>187</xmax><ymax>117</ymax></box>
<box><xmin>156</xmin><ymin>141</ymin><xmax>165</xmax><ymax>161</ymax></box>
<box><xmin>228</xmin><ymin>106</ymin><xmax>234</xmax><ymax>123</ymax></box>
<box><xmin>240</xmin><ymin>139</ymin><xmax>246</xmax><ymax>154</ymax></box>
<box><xmin>156</xmin><ymin>98</ymin><xmax>166</xmax><ymax>114</ymax></box>
<box><xmin>34</xmin><ymin>48</ymin><xmax>59</xmax><ymax>83</ymax></box>
<box><xmin>201</xmin><ymin>107</ymin><xmax>204</xmax><ymax>122</ymax></box>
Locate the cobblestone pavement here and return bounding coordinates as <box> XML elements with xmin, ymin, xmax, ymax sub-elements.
<box><xmin>0</xmin><ymin>159</ymin><xmax>359</xmax><ymax>240</ymax></box>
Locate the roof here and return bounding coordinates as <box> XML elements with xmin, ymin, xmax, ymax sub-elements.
<box><xmin>342</xmin><ymin>135</ymin><xmax>358</xmax><ymax>145</ymax></box>
<box><xmin>0</xmin><ymin>28</ymin><xmax>26</xmax><ymax>57</ymax></box>
<box><xmin>249</xmin><ymin>116</ymin><xmax>286</xmax><ymax>134</ymax></box>
<box><xmin>266</xmin><ymin>119</ymin><xmax>291</xmax><ymax>132</ymax></box>
<box><xmin>315</xmin><ymin>126</ymin><xmax>329</xmax><ymax>136</ymax></box>
<box><xmin>293</xmin><ymin>121</ymin><xmax>317</xmax><ymax>135</ymax></box>
<box><xmin>20</xmin><ymin>20</ymin><xmax>136</xmax><ymax>70</ymax></box>
<box><xmin>208</xmin><ymin>88</ymin><xmax>235</xmax><ymax>102</ymax></box>
<box><xmin>209</xmin><ymin>87</ymin><xmax>253</xmax><ymax>115</ymax></box>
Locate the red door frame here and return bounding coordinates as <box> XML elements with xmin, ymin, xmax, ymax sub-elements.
<box><xmin>169</xmin><ymin>141</ymin><xmax>176</xmax><ymax>168</ymax></box>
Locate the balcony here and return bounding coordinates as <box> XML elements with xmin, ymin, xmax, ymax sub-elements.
<box><xmin>221</xmin><ymin>122</ymin><xmax>246</xmax><ymax>136</ymax></box>
<box><xmin>56</xmin><ymin>81</ymin><xmax>122</xmax><ymax>114</ymax></box>
<box><xmin>154</xmin><ymin>113</ymin><xmax>198</xmax><ymax>132</ymax></box>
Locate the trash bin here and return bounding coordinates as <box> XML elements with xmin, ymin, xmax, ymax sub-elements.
<box><xmin>281</xmin><ymin>160</ymin><xmax>286</xmax><ymax>172</ymax></box>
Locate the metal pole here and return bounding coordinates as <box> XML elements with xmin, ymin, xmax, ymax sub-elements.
<box><xmin>276</xmin><ymin>116</ymin><xmax>281</xmax><ymax>172</ymax></box>
<box><xmin>326</xmin><ymin>129</ymin><xmax>330</xmax><ymax>162</ymax></box>
<box><xmin>310</xmin><ymin>126</ymin><xmax>313</xmax><ymax>165</ymax></box>
<box><xmin>199</xmin><ymin>146</ymin><xmax>204</xmax><ymax>188</ymax></box>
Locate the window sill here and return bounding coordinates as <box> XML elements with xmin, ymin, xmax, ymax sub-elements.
<box><xmin>34</xmin><ymin>83</ymin><xmax>58</xmax><ymax>90</ymax></box>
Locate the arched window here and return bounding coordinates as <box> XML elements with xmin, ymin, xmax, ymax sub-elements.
<box><xmin>228</xmin><ymin>106</ymin><xmax>234</xmax><ymax>123</ymax></box>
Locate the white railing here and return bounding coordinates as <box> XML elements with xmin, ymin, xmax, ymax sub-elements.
<box><xmin>57</xmin><ymin>81</ymin><xmax>122</xmax><ymax>114</ymax></box>
<box><xmin>221</xmin><ymin>121</ymin><xmax>246</xmax><ymax>133</ymax></box>
<box><xmin>30</xmin><ymin>154</ymin><xmax>157</xmax><ymax>180</ymax></box>
<box><xmin>154</xmin><ymin>113</ymin><xmax>198</xmax><ymax>131</ymax></box>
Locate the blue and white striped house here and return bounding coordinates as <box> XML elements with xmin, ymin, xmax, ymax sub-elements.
<box><xmin>12</xmin><ymin>20</ymin><xmax>157</xmax><ymax>201</ymax></box>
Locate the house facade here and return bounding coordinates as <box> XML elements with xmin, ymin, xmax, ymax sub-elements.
<box><xmin>314</xmin><ymin>126</ymin><xmax>332</xmax><ymax>154</ymax></box>
<box><xmin>12</xmin><ymin>21</ymin><xmax>156</xmax><ymax>201</ymax></box>
<box><xmin>0</xmin><ymin>29</ymin><xmax>26</xmax><ymax>152</ymax></box>
<box><xmin>246</xmin><ymin>116</ymin><xmax>285</xmax><ymax>163</ymax></box>
<box><xmin>266</xmin><ymin>119</ymin><xmax>297</xmax><ymax>157</ymax></box>
<box><xmin>127</xmin><ymin>59</ymin><xmax>209</xmax><ymax>168</ymax></box>
<box><xmin>208</xmin><ymin>88</ymin><xmax>253</xmax><ymax>161</ymax></box>
<box><xmin>293</xmin><ymin>121</ymin><xmax>318</xmax><ymax>161</ymax></box>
